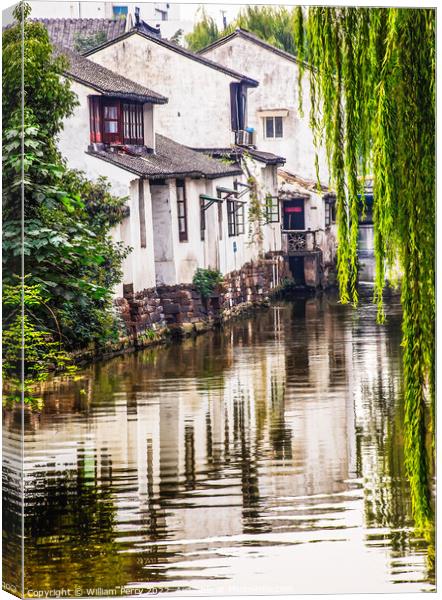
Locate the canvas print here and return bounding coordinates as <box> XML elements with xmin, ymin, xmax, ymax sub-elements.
<box><xmin>2</xmin><ymin>1</ymin><xmax>436</xmax><ymax>597</ymax></box>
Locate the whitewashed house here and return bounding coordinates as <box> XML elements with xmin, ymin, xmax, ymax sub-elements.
<box><xmin>278</xmin><ymin>170</ymin><xmax>337</xmax><ymax>287</ymax></box>
<box><xmin>58</xmin><ymin>46</ymin><xmax>246</xmax><ymax>298</ymax></box>
<box><xmin>79</xmin><ymin>26</ymin><xmax>286</xmax><ymax>261</ymax></box>
<box><xmin>200</xmin><ymin>29</ymin><xmax>338</xmax><ymax>287</ymax></box>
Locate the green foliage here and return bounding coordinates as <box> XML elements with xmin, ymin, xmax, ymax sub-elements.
<box><xmin>192</xmin><ymin>268</ymin><xmax>223</xmax><ymax>299</ymax></box>
<box><xmin>2</xmin><ymin>3</ymin><xmax>132</xmax><ymax>405</ymax></box>
<box><xmin>185</xmin><ymin>8</ymin><xmax>220</xmax><ymax>51</ymax></box>
<box><xmin>2</xmin><ymin>282</ymin><xmax>77</xmax><ymax>407</ymax></box>
<box><xmin>2</xmin><ymin>3</ymin><xmax>78</xmax><ymax>159</ymax></box>
<box><xmin>293</xmin><ymin>7</ymin><xmax>435</xmax><ymax>538</ymax></box>
<box><xmin>73</xmin><ymin>31</ymin><xmax>107</xmax><ymax>53</ymax></box>
<box><xmin>169</xmin><ymin>29</ymin><xmax>184</xmax><ymax>46</ymax></box>
<box><xmin>186</xmin><ymin>5</ymin><xmax>303</xmax><ymax>54</ymax></box>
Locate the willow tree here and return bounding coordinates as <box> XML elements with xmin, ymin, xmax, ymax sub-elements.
<box><xmin>293</xmin><ymin>7</ymin><xmax>435</xmax><ymax>536</ymax></box>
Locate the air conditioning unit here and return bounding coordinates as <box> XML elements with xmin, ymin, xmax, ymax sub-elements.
<box><xmin>235</xmin><ymin>129</ymin><xmax>256</xmax><ymax>147</ymax></box>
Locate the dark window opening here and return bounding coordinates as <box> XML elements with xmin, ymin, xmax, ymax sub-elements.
<box><xmin>283</xmin><ymin>198</ymin><xmax>305</xmax><ymax>230</ymax></box>
<box><xmin>265</xmin><ymin>116</ymin><xmax>283</xmax><ymax>138</ymax></box>
<box><xmin>230</xmin><ymin>82</ymin><xmax>247</xmax><ymax>132</ymax></box>
<box><xmin>89</xmin><ymin>96</ymin><xmax>144</xmax><ymax>146</ymax></box>
<box><xmin>325</xmin><ymin>200</ymin><xmax>336</xmax><ymax>227</ymax></box>
<box><xmin>176</xmin><ymin>179</ymin><xmax>188</xmax><ymax>242</ymax></box>
<box><xmin>265</xmin><ymin>116</ymin><xmax>274</xmax><ymax>138</ymax></box>
<box><xmin>200</xmin><ymin>197</ymin><xmax>206</xmax><ymax>241</ymax></box>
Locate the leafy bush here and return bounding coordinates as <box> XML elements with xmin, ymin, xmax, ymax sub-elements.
<box><xmin>192</xmin><ymin>268</ymin><xmax>223</xmax><ymax>299</ymax></box>
<box><xmin>73</xmin><ymin>31</ymin><xmax>107</xmax><ymax>53</ymax></box>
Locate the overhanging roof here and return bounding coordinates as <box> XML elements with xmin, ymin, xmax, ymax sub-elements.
<box><xmin>57</xmin><ymin>45</ymin><xmax>167</xmax><ymax>104</ymax></box>
<box><xmin>87</xmin><ymin>134</ymin><xmax>243</xmax><ymax>180</ymax></box>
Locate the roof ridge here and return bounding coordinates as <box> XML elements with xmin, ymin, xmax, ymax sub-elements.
<box><xmin>83</xmin><ymin>29</ymin><xmax>259</xmax><ymax>87</ymax></box>
<box><xmin>199</xmin><ymin>28</ymin><xmax>313</xmax><ymax>71</ymax></box>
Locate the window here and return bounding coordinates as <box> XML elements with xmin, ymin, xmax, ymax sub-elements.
<box><xmin>230</xmin><ymin>82</ymin><xmax>247</xmax><ymax>131</ymax></box>
<box><xmin>113</xmin><ymin>5</ymin><xmax>128</xmax><ymax>17</ymax></box>
<box><xmin>283</xmin><ymin>199</ymin><xmax>305</xmax><ymax>230</ymax></box>
<box><xmin>155</xmin><ymin>8</ymin><xmax>168</xmax><ymax>20</ymax></box>
<box><xmin>89</xmin><ymin>96</ymin><xmax>102</xmax><ymax>143</ymax></box>
<box><xmin>200</xmin><ymin>197</ymin><xmax>206</xmax><ymax>241</ymax></box>
<box><xmin>264</xmin><ymin>116</ymin><xmax>283</xmax><ymax>138</ymax></box>
<box><xmin>236</xmin><ymin>202</ymin><xmax>245</xmax><ymax>235</ymax></box>
<box><xmin>265</xmin><ymin>195</ymin><xmax>280</xmax><ymax>223</ymax></box>
<box><xmin>227</xmin><ymin>200</ymin><xmax>236</xmax><ymax>237</ymax></box>
<box><xmin>325</xmin><ymin>199</ymin><xmax>336</xmax><ymax>227</ymax></box>
<box><xmin>217</xmin><ymin>190</ymin><xmax>223</xmax><ymax>240</ymax></box>
<box><xmin>227</xmin><ymin>200</ymin><xmax>245</xmax><ymax>237</ymax></box>
<box><xmin>176</xmin><ymin>179</ymin><xmax>188</xmax><ymax>242</ymax></box>
<box><xmin>89</xmin><ymin>96</ymin><xmax>144</xmax><ymax>145</ymax></box>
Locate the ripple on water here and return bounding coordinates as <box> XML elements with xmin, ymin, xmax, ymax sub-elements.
<box><xmin>3</xmin><ymin>296</ymin><xmax>435</xmax><ymax>595</ymax></box>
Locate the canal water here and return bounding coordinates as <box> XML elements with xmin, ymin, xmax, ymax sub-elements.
<box><xmin>3</xmin><ymin>293</ymin><xmax>435</xmax><ymax>596</ymax></box>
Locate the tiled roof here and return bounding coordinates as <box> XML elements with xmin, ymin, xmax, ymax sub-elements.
<box><xmin>56</xmin><ymin>45</ymin><xmax>167</xmax><ymax>104</ymax></box>
<box><xmin>35</xmin><ymin>17</ymin><xmax>127</xmax><ymax>51</ymax></box>
<box><xmin>247</xmin><ymin>147</ymin><xmax>286</xmax><ymax>165</ymax></box>
<box><xmin>87</xmin><ymin>134</ymin><xmax>243</xmax><ymax>180</ymax></box>
<box><xmin>192</xmin><ymin>146</ymin><xmax>285</xmax><ymax>166</ymax></box>
<box><xmin>84</xmin><ymin>29</ymin><xmax>259</xmax><ymax>87</ymax></box>
<box><xmin>278</xmin><ymin>169</ymin><xmax>335</xmax><ymax>197</ymax></box>
<box><xmin>199</xmin><ymin>28</ymin><xmax>312</xmax><ymax>71</ymax></box>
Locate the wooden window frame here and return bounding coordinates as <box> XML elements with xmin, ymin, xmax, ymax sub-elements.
<box><xmin>227</xmin><ymin>199</ymin><xmax>236</xmax><ymax>237</ymax></box>
<box><xmin>89</xmin><ymin>96</ymin><xmax>144</xmax><ymax>146</ymax></box>
<box><xmin>236</xmin><ymin>202</ymin><xmax>245</xmax><ymax>235</ymax></box>
<box><xmin>227</xmin><ymin>200</ymin><xmax>245</xmax><ymax>237</ymax></box>
<box><xmin>265</xmin><ymin>195</ymin><xmax>280</xmax><ymax>223</ymax></box>
<box><xmin>325</xmin><ymin>199</ymin><xmax>336</xmax><ymax>227</ymax></box>
<box><xmin>176</xmin><ymin>179</ymin><xmax>188</xmax><ymax>242</ymax></box>
<box><xmin>200</xmin><ymin>197</ymin><xmax>206</xmax><ymax>241</ymax></box>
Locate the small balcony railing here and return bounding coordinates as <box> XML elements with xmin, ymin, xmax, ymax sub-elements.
<box><xmin>282</xmin><ymin>230</ymin><xmax>322</xmax><ymax>253</ymax></box>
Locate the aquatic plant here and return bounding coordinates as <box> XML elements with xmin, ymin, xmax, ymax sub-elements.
<box><xmin>293</xmin><ymin>7</ymin><xmax>435</xmax><ymax>538</ymax></box>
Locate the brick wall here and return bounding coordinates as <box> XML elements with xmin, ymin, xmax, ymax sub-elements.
<box><xmin>116</xmin><ymin>254</ymin><xmax>289</xmax><ymax>342</ymax></box>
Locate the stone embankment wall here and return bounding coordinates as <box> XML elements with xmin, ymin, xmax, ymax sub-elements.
<box><xmin>113</xmin><ymin>254</ymin><xmax>290</xmax><ymax>351</ymax></box>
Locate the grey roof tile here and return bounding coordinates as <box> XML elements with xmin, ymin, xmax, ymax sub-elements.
<box><xmin>87</xmin><ymin>134</ymin><xmax>243</xmax><ymax>180</ymax></box>
<box><xmin>34</xmin><ymin>17</ymin><xmax>127</xmax><ymax>51</ymax></box>
<box><xmin>56</xmin><ymin>45</ymin><xmax>167</xmax><ymax>104</ymax></box>
<box><xmin>191</xmin><ymin>146</ymin><xmax>286</xmax><ymax>166</ymax></box>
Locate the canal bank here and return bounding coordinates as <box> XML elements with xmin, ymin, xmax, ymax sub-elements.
<box><xmin>72</xmin><ymin>252</ymin><xmax>341</xmax><ymax>367</ymax></box>
<box><xmin>72</xmin><ymin>254</ymin><xmax>294</xmax><ymax>365</ymax></box>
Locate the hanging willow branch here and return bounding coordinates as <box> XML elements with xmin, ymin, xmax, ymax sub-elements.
<box><xmin>293</xmin><ymin>7</ymin><xmax>435</xmax><ymax>538</ymax></box>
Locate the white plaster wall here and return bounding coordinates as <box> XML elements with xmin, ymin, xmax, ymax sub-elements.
<box><xmin>168</xmin><ymin>178</ymin><xmax>205</xmax><ymax>283</ymax></box>
<box><xmin>203</xmin><ymin>38</ymin><xmax>330</xmax><ymax>182</ymax></box>
<box><xmin>88</xmin><ymin>34</ymin><xmax>238</xmax><ymax>148</ymax></box>
<box><xmin>150</xmin><ymin>181</ymin><xmax>177</xmax><ymax>285</ymax></box>
<box><xmin>244</xmin><ymin>159</ymin><xmax>282</xmax><ymax>256</ymax></box>
<box><xmin>58</xmin><ymin>80</ymin><xmax>157</xmax><ymax>293</ymax></box>
<box><xmin>151</xmin><ymin>174</ymin><xmax>261</xmax><ymax>285</ymax></box>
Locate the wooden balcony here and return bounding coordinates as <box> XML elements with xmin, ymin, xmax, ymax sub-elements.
<box><xmin>282</xmin><ymin>230</ymin><xmax>322</xmax><ymax>254</ymax></box>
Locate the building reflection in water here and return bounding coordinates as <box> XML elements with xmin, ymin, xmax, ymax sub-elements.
<box><xmin>2</xmin><ymin>294</ymin><xmax>434</xmax><ymax>595</ymax></box>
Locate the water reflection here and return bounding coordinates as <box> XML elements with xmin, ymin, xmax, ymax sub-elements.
<box><xmin>3</xmin><ymin>294</ymin><xmax>435</xmax><ymax>596</ymax></box>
